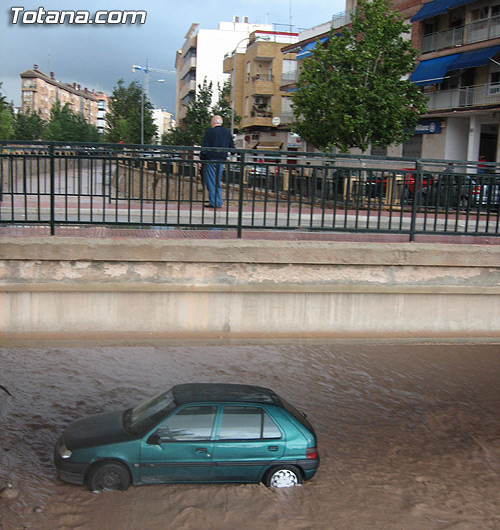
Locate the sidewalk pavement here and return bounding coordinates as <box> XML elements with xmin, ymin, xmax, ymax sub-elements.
<box><xmin>1</xmin><ymin>224</ymin><xmax>499</xmax><ymax>245</ymax></box>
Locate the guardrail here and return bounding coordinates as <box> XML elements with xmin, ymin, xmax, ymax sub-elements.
<box><xmin>1</xmin><ymin>141</ymin><xmax>499</xmax><ymax>240</ymax></box>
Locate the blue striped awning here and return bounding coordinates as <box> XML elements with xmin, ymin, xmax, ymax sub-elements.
<box><xmin>411</xmin><ymin>0</ymin><xmax>475</xmax><ymax>23</ymax></box>
<box><xmin>410</xmin><ymin>54</ymin><xmax>460</xmax><ymax>85</ymax></box>
<box><xmin>451</xmin><ymin>45</ymin><xmax>500</xmax><ymax>70</ymax></box>
<box><xmin>410</xmin><ymin>46</ymin><xmax>500</xmax><ymax>85</ymax></box>
<box><xmin>296</xmin><ymin>37</ymin><xmax>329</xmax><ymax>60</ymax></box>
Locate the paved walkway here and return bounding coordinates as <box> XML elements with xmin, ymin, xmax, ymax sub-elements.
<box><xmin>1</xmin><ymin>224</ymin><xmax>500</xmax><ymax>245</ymax></box>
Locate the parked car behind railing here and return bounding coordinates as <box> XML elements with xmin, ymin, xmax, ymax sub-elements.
<box><xmin>471</xmin><ymin>175</ymin><xmax>500</xmax><ymax>209</ymax></box>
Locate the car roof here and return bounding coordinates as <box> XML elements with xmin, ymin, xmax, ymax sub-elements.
<box><xmin>172</xmin><ymin>383</ymin><xmax>281</xmax><ymax>406</ymax></box>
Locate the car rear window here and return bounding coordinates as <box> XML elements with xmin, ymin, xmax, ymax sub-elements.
<box><xmin>279</xmin><ymin>397</ymin><xmax>315</xmax><ymax>434</ymax></box>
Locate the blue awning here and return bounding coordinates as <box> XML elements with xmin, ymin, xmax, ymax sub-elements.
<box><xmin>451</xmin><ymin>45</ymin><xmax>500</xmax><ymax>70</ymax></box>
<box><xmin>410</xmin><ymin>46</ymin><xmax>500</xmax><ymax>85</ymax></box>
<box><xmin>410</xmin><ymin>54</ymin><xmax>460</xmax><ymax>85</ymax></box>
<box><xmin>411</xmin><ymin>0</ymin><xmax>474</xmax><ymax>23</ymax></box>
<box><xmin>296</xmin><ymin>37</ymin><xmax>329</xmax><ymax>60</ymax></box>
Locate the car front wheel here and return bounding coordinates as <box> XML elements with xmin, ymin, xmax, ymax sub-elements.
<box><xmin>87</xmin><ymin>461</ymin><xmax>131</xmax><ymax>492</ymax></box>
<box><xmin>264</xmin><ymin>465</ymin><xmax>302</xmax><ymax>488</ymax></box>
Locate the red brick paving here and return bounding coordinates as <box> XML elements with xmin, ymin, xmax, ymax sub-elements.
<box><xmin>1</xmin><ymin>224</ymin><xmax>499</xmax><ymax>245</ymax></box>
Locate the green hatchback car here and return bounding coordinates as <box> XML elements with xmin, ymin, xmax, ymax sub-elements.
<box><xmin>54</xmin><ymin>383</ymin><xmax>320</xmax><ymax>491</ymax></box>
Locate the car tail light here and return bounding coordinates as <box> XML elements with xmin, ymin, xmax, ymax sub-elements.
<box><xmin>306</xmin><ymin>446</ymin><xmax>318</xmax><ymax>459</ymax></box>
<box><xmin>472</xmin><ymin>186</ymin><xmax>482</xmax><ymax>196</ymax></box>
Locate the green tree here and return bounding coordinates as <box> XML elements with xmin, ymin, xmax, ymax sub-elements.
<box><xmin>212</xmin><ymin>78</ymin><xmax>240</xmax><ymax>130</ymax></box>
<box><xmin>0</xmin><ymin>83</ymin><xmax>14</xmax><ymax>140</ymax></box>
<box><xmin>13</xmin><ymin>110</ymin><xmax>46</xmax><ymax>140</ymax></box>
<box><xmin>164</xmin><ymin>78</ymin><xmax>213</xmax><ymax>146</ymax></box>
<box><xmin>164</xmin><ymin>78</ymin><xmax>239</xmax><ymax>146</ymax></box>
<box><xmin>43</xmin><ymin>101</ymin><xmax>100</xmax><ymax>142</ymax></box>
<box><xmin>292</xmin><ymin>0</ymin><xmax>428</xmax><ymax>152</ymax></box>
<box><xmin>106</xmin><ymin>79</ymin><xmax>157</xmax><ymax>144</ymax></box>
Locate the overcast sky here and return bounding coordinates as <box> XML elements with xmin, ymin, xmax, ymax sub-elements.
<box><xmin>0</xmin><ymin>0</ymin><xmax>345</xmax><ymax>117</ymax></box>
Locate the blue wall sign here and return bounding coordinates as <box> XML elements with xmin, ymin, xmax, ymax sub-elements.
<box><xmin>415</xmin><ymin>120</ymin><xmax>441</xmax><ymax>134</ymax></box>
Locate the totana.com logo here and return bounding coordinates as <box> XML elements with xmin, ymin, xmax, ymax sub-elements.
<box><xmin>10</xmin><ymin>7</ymin><xmax>147</xmax><ymax>25</ymax></box>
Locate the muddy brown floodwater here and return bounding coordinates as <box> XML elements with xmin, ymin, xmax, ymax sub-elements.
<box><xmin>1</xmin><ymin>343</ymin><xmax>500</xmax><ymax>529</ymax></box>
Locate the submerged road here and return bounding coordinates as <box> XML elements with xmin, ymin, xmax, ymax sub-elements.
<box><xmin>1</xmin><ymin>341</ymin><xmax>499</xmax><ymax>529</ymax></box>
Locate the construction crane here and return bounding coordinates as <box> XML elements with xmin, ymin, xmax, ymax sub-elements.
<box><xmin>131</xmin><ymin>59</ymin><xmax>176</xmax><ymax>144</ymax></box>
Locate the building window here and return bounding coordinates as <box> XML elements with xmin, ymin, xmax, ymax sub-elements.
<box><xmin>471</xmin><ymin>6</ymin><xmax>489</xmax><ymax>22</ymax></box>
<box><xmin>246</xmin><ymin>62</ymin><xmax>251</xmax><ymax>82</ymax></box>
<box><xmin>490</xmin><ymin>65</ymin><xmax>500</xmax><ymax>94</ymax></box>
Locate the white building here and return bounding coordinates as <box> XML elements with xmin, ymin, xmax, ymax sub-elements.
<box><xmin>152</xmin><ymin>109</ymin><xmax>175</xmax><ymax>143</ymax></box>
<box><xmin>175</xmin><ymin>17</ymin><xmax>273</xmax><ymax>121</ymax></box>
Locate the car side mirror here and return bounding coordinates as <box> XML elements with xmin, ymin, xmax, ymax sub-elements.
<box><xmin>147</xmin><ymin>433</ymin><xmax>162</xmax><ymax>445</ymax></box>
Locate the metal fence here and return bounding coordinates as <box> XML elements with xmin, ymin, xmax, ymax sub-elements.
<box><xmin>1</xmin><ymin>141</ymin><xmax>499</xmax><ymax>240</ymax></box>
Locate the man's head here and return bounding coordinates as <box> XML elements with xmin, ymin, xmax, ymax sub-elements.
<box><xmin>212</xmin><ymin>115</ymin><xmax>223</xmax><ymax>127</ymax></box>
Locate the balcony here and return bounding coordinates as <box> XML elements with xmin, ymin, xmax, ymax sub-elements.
<box><xmin>425</xmin><ymin>83</ymin><xmax>500</xmax><ymax>110</ymax></box>
<box><xmin>422</xmin><ymin>16</ymin><xmax>500</xmax><ymax>54</ymax></box>
<box><xmin>242</xmin><ymin>116</ymin><xmax>273</xmax><ymax>128</ymax></box>
<box><xmin>179</xmin><ymin>56</ymin><xmax>196</xmax><ymax>81</ymax></box>
<box><xmin>179</xmin><ymin>79</ymin><xmax>196</xmax><ymax>100</ymax></box>
<box><xmin>250</xmin><ymin>74</ymin><xmax>274</xmax><ymax>95</ymax></box>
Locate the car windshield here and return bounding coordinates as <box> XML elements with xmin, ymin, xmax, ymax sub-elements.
<box><xmin>127</xmin><ymin>390</ymin><xmax>177</xmax><ymax>436</ymax></box>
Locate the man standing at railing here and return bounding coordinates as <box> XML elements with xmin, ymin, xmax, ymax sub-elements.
<box><xmin>200</xmin><ymin>115</ymin><xmax>234</xmax><ymax>209</ymax></box>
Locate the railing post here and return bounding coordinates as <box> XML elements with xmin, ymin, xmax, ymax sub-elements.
<box><xmin>50</xmin><ymin>143</ymin><xmax>55</xmax><ymax>235</ymax></box>
<box><xmin>237</xmin><ymin>150</ymin><xmax>246</xmax><ymax>239</ymax></box>
<box><xmin>409</xmin><ymin>160</ymin><xmax>422</xmax><ymax>242</ymax></box>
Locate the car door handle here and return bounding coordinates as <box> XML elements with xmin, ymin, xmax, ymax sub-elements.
<box><xmin>196</xmin><ymin>447</ymin><xmax>210</xmax><ymax>457</ymax></box>
<box><xmin>268</xmin><ymin>446</ymin><xmax>279</xmax><ymax>451</ymax></box>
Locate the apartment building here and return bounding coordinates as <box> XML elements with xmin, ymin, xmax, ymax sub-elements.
<box><xmin>175</xmin><ymin>17</ymin><xmax>273</xmax><ymax>122</ymax></box>
<box><xmin>281</xmin><ymin>0</ymin><xmax>500</xmax><ymax>164</ymax></box>
<box><xmin>409</xmin><ymin>0</ymin><xmax>500</xmax><ymax>164</ymax></box>
<box><xmin>20</xmin><ymin>65</ymin><xmax>108</xmax><ymax>130</ymax></box>
<box><xmin>152</xmin><ymin>109</ymin><xmax>176</xmax><ymax>143</ymax></box>
<box><xmin>223</xmin><ymin>30</ymin><xmax>298</xmax><ymax>149</ymax></box>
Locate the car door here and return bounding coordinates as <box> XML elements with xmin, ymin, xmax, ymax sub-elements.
<box><xmin>139</xmin><ymin>405</ymin><xmax>216</xmax><ymax>484</ymax></box>
<box><xmin>210</xmin><ymin>405</ymin><xmax>285</xmax><ymax>483</ymax></box>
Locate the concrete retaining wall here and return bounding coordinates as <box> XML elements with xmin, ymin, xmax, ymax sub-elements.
<box><xmin>1</xmin><ymin>237</ymin><xmax>500</xmax><ymax>342</ymax></box>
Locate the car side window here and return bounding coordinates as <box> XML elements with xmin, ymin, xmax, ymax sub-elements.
<box><xmin>219</xmin><ymin>406</ymin><xmax>282</xmax><ymax>440</ymax></box>
<box><xmin>156</xmin><ymin>405</ymin><xmax>217</xmax><ymax>441</ymax></box>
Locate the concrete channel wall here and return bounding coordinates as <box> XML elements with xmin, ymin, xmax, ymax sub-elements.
<box><xmin>1</xmin><ymin>237</ymin><xmax>500</xmax><ymax>343</ymax></box>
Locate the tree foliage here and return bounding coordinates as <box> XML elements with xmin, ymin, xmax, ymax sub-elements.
<box><xmin>292</xmin><ymin>0</ymin><xmax>428</xmax><ymax>152</ymax></box>
<box><xmin>14</xmin><ymin>110</ymin><xmax>46</xmax><ymax>140</ymax></box>
<box><xmin>212</xmin><ymin>78</ymin><xmax>240</xmax><ymax>130</ymax></box>
<box><xmin>0</xmin><ymin>83</ymin><xmax>14</xmax><ymax>140</ymax></box>
<box><xmin>43</xmin><ymin>101</ymin><xmax>100</xmax><ymax>142</ymax></box>
<box><xmin>163</xmin><ymin>78</ymin><xmax>240</xmax><ymax>146</ymax></box>
<box><xmin>106</xmin><ymin>79</ymin><xmax>157</xmax><ymax>144</ymax></box>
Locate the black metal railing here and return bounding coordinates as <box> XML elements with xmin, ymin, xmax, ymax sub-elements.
<box><xmin>1</xmin><ymin>141</ymin><xmax>499</xmax><ymax>240</ymax></box>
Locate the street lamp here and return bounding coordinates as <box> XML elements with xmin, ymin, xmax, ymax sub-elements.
<box><xmin>229</xmin><ymin>35</ymin><xmax>271</xmax><ymax>135</ymax></box>
<box><xmin>132</xmin><ymin>60</ymin><xmax>174</xmax><ymax>144</ymax></box>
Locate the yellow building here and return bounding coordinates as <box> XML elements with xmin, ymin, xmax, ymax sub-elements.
<box><xmin>20</xmin><ymin>65</ymin><xmax>108</xmax><ymax>130</ymax></box>
<box><xmin>223</xmin><ymin>30</ymin><xmax>298</xmax><ymax>149</ymax></box>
